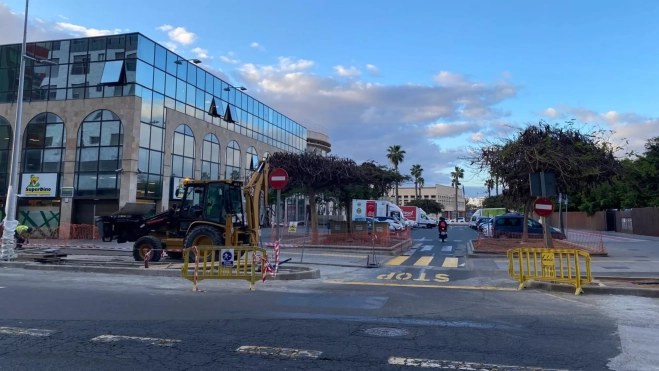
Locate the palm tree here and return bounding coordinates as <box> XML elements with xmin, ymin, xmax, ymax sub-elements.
<box><xmin>410</xmin><ymin>164</ymin><xmax>423</xmax><ymax>198</ymax></box>
<box><xmin>417</xmin><ymin>177</ymin><xmax>425</xmax><ymax>195</ymax></box>
<box><xmin>484</xmin><ymin>179</ymin><xmax>495</xmax><ymax>197</ymax></box>
<box><xmin>450</xmin><ymin>166</ymin><xmax>464</xmax><ymax>219</ymax></box>
<box><xmin>494</xmin><ymin>175</ymin><xmax>500</xmax><ymax>196</ymax></box>
<box><xmin>386</xmin><ymin>145</ymin><xmax>406</xmax><ymax>205</ymax></box>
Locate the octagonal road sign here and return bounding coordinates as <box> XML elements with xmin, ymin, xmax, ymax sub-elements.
<box><xmin>534</xmin><ymin>197</ymin><xmax>554</xmax><ymax>217</ymax></box>
<box><xmin>269</xmin><ymin>168</ymin><xmax>289</xmax><ymax>190</ymax></box>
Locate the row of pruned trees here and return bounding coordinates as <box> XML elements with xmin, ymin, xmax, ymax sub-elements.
<box><xmin>267</xmin><ymin>151</ymin><xmax>407</xmax><ymax>240</ymax></box>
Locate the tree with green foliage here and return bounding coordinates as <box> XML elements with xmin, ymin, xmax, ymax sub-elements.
<box><xmin>406</xmin><ymin>199</ymin><xmax>443</xmax><ymax>214</ymax></box>
<box><xmin>450</xmin><ymin>166</ymin><xmax>464</xmax><ymax>218</ymax></box>
<box><xmin>386</xmin><ymin>145</ymin><xmax>406</xmax><ymax>205</ymax></box>
<box><xmin>410</xmin><ymin>164</ymin><xmax>423</xmax><ymax>197</ymax></box>
<box><xmin>468</xmin><ymin>121</ymin><xmax>623</xmax><ymax>240</ymax></box>
<box><xmin>327</xmin><ymin>161</ymin><xmax>407</xmax><ymax>224</ymax></box>
<box><xmin>268</xmin><ymin>152</ymin><xmax>363</xmax><ymax>242</ymax></box>
<box><xmin>484</xmin><ymin>178</ymin><xmax>495</xmax><ymax>197</ymax></box>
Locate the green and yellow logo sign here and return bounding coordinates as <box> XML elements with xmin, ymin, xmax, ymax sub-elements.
<box><xmin>25</xmin><ymin>174</ymin><xmax>52</xmax><ymax>195</ymax></box>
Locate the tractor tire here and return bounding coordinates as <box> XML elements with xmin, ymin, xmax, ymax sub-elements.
<box><xmin>133</xmin><ymin>236</ymin><xmax>163</xmax><ymax>262</ymax></box>
<box><xmin>184</xmin><ymin>225</ymin><xmax>224</xmax><ymax>261</ymax></box>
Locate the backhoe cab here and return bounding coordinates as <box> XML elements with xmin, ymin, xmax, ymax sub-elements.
<box><xmin>95</xmin><ymin>160</ymin><xmax>269</xmax><ymax>262</ymax></box>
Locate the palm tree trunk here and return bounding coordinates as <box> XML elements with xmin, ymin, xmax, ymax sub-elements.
<box><xmin>394</xmin><ymin>165</ymin><xmax>399</xmax><ymax>205</ymax></box>
<box><xmin>454</xmin><ymin>186</ymin><xmax>458</xmax><ymax>219</ymax></box>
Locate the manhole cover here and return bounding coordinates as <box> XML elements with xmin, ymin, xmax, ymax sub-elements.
<box><xmin>361</xmin><ymin>327</ymin><xmax>410</xmax><ymax>337</ymax></box>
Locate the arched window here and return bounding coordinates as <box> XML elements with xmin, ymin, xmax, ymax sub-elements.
<box><xmin>75</xmin><ymin>110</ymin><xmax>124</xmax><ymax>196</ymax></box>
<box><xmin>201</xmin><ymin>134</ymin><xmax>221</xmax><ymax>180</ymax></box>
<box><xmin>171</xmin><ymin>124</ymin><xmax>195</xmax><ymax>178</ymax></box>
<box><xmin>225</xmin><ymin>140</ymin><xmax>241</xmax><ymax>180</ymax></box>
<box><xmin>245</xmin><ymin>146</ymin><xmax>258</xmax><ymax>180</ymax></box>
<box><xmin>22</xmin><ymin>113</ymin><xmax>66</xmax><ymax>173</ymax></box>
<box><xmin>0</xmin><ymin>116</ymin><xmax>12</xmax><ymax>196</ymax></box>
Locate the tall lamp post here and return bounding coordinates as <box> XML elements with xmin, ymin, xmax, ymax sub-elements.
<box><xmin>0</xmin><ymin>0</ymin><xmax>55</xmax><ymax>261</ymax></box>
<box><xmin>0</xmin><ymin>0</ymin><xmax>30</xmax><ymax>261</ymax></box>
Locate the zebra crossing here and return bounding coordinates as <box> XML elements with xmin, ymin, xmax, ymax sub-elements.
<box><xmin>386</xmin><ymin>242</ymin><xmax>464</xmax><ymax>268</ymax></box>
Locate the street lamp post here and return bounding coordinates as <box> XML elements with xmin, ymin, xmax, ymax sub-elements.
<box><xmin>1</xmin><ymin>0</ymin><xmax>30</xmax><ymax>261</ymax></box>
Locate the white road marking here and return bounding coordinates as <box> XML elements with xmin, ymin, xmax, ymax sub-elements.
<box><xmin>237</xmin><ymin>345</ymin><xmax>322</xmax><ymax>359</ymax></box>
<box><xmin>0</xmin><ymin>326</ymin><xmax>54</xmax><ymax>336</ymax></box>
<box><xmin>388</xmin><ymin>357</ymin><xmax>569</xmax><ymax>370</ymax></box>
<box><xmin>420</xmin><ymin>245</ymin><xmax>433</xmax><ymax>252</ymax></box>
<box><xmin>411</xmin><ymin>243</ymin><xmax>422</xmax><ymax>250</ymax></box>
<box><xmin>441</xmin><ymin>245</ymin><xmax>453</xmax><ymax>252</ymax></box>
<box><xmin>91</xmin><ymin>335</ymin><xmax>181</xmax><ymax>347</ymax></box>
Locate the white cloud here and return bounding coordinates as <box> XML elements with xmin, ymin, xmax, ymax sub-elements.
<box><xmin>0</xmin><ymin>4</ymin><xmax>71</xmax><ymax>43</ymax></box>
<box><xmin>199</xmin><ymin>64</ymin><xmax>232</xmax><ymax>84</ymax></box>
<box><xmin>233</xmin><ymin>57</ymin><xmax>518</xmax><ymax>186</ymax></box>
<box><xmin>220</xmin><ymin>55</ymin><xmax>240</xmax><ymax>64</ymax></box>
<box><xmin>532</xmin><ymin>106</ymin><xmax>659</xmax><ymax>155</ymax></box>
<box><xmin>156</xmin><ymin>24</ymin><xmax>196</xmax><ymax>45</ymax></box>
<box><xmin>250</xmin><ymin>42</ymin><xmax>266</xmax><ymax>51</ymax></box>
<box><xmin>58</xmin><ymin>15</ymin><xmax>69</xmax><ymax>20</ymax></box>
<box><xmin>56</xmin><ymin>22</ymin><xmax>123</xmax><ymax>37</ymax></box>
<box><xmin>366</xmin><ymin>64</ymin><xmax>380</xmax><ymax>77</ymax></box>
<box><xmin>333</xmin><ymin>65</ymin><xmax>361</xmax><ymax>78</ymax></box>
<box><xmin>427</xmin><ymin>122</ymin><xmax>480</xmax><ymax>138</ymax></box>
<box><xmin>539</xmin><ymin>107</ymin><xmax>564</xmax><ymax>119</ymax></box>
<box><xmin>162</xmin><ymin>41</ymin><xmax>178</xmax><ymax>52</ymax></box>
<box><xmin>278</xmin><ymin>57</ymin><xmax>314</xmax><ymax>71</ymax></box>
<box><xmin>35</xmin><ymin>18</ymin><xmax>44</xmax><ymax>24</ymax></box>
<box><xmin>191</xmin><ymin>47</ymin><xmax>211</xmax><ymax>59</ymax></box>
<box><xmin>434</xmin><ymin>71</ymin><xmax>467</xmax><ymax>86</ymax></box>
<box><xmin>156</xmin><ymin>24</ymin><xmax>173</xmax><ymax>32</ymax></box>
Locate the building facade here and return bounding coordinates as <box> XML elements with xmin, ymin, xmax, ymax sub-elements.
<box><xmin>389</xmin><ymin>185</ymin><xmax>466</xmax><ymax>217</ymax></box>
<box><xmin>0</xmin><ymin>33</ymin><xmax>318</xmax><ymax>229</ymax></box>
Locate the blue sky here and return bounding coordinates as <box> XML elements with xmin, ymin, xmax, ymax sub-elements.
<box><xmin>2</xmin><ymin>0</ymin><xmax>658</xmax><ymax>198</ymax></box>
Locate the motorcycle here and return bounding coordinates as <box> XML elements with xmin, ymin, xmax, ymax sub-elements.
<box><xmin>439</xmin><ymin>226</ymin><xmax>448</xmax><ymax>242</ymax></box>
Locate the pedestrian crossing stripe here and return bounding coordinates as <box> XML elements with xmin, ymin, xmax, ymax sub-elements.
<box><xmin>386</xmin><ymin>256</ymin><xmax>461</xmax><ymax>268</ymax></box>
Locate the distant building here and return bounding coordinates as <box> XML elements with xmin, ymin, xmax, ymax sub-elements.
<box><xmin>387</xmin><ymin>185</ymin><xmax>466</xmax><ymax>217</ymax></box>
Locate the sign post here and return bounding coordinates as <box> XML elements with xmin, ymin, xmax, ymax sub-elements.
<box><xmin>534</xmin><ymin>197</ymin><xmax>554</xmax><ymax>248</ymax></box>
<box><xmin>269</xmin><ymin>168</ymin><xmax>289</xmax><ymax>244</ymax></box>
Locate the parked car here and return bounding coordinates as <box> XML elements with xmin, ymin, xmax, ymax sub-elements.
<box><xmin>374</xmin><ymin>216</ymin><xmax>405</xmax><ymax>230</ymax></box>
<box><xmin>490</xmin><ymin>214</ymin><xmax>566</xmax><ymax>239</ymax></box>
<box><xmin>354</xmin><ymin>217</ymin><xmax>397</xmax><ymax>231</ymax></box>
<box><xmin>475</xmin><ymin>217</ymin><xmax>490</xmax><ymax>230</ymax></box>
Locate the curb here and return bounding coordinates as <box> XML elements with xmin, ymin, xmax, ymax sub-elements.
<box><xmin>466</xmin><ymin>240</ymin><xmax>609</xmax><ymax>258</ymax></box>
<box><xmin>0</xmin><ymin>262</ymin><xmax>320</xmax><ymax>281</ymax></box>
<box><xmin>527</xmin><ymin>281</ymin><xmax>659</xmax><ymax>298</ymax></box>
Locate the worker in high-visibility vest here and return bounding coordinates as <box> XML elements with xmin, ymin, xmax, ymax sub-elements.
<box><xmin>14</xmin><ymin>225</ymin><xmax>34</xmax><ymax>249</ymax></box>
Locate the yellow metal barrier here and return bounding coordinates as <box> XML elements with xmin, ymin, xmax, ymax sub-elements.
<box><xmin>507</xmin><ymin>248</ymin><xmax>592</xmax><ymax>295</ymax></box>
<box><xmin>181</xmin><ymin>245</ymin><xmax>269</xmax><ymax>291</ymax></box>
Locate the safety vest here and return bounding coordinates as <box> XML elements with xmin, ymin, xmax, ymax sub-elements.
<box><xmin>16</xmin><ymin>225</ymin><xmax>30</xmax><ymax>234</ymax></box>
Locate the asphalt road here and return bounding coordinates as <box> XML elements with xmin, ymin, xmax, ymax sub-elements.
<box><xmin>1</xmin><ymin>267</ymin><xmax>657</xmax><ymax>370</ymax></box>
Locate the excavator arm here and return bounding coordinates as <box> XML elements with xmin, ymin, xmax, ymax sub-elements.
<box><xmin>242</xmin><ymin>159</ymin><xmax>269</xmax><ymax>246</ymax></box>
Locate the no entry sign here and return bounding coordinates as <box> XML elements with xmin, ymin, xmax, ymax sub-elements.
<box><xmin>269</xmin><ymin>168</ymin><xmax>289</xmax><ymax>190</ymax></box>
<box><xmin>534</xmin><ymin>197</ymin><xmax>554</xmax><ymax>217</ymax></box>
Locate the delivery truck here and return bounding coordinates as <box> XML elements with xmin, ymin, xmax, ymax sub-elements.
<box><xmin>400</xmin><ymin>206</ymin><xmax>437</xmax><ymax>229</ymax></box>
<box><xmin>352</xmin><ymin>199</ymin><xmax>409</xmax><ymax>226</ymax></box>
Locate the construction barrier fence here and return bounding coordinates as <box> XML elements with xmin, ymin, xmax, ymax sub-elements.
<box><xmin>269</xmin><ymin>221</ymin><xmax>413</xmax><ymax>249</ymax></box>
<box><xmin>508</xmin><ymin>247</ymin><xmax>592</xmax><ymax>295</ymax></box>
<box><xmin>475</xmin><ymin>230</ymin><xmax>606</xmax><ymax>255</ymax></box>
<box><xmin>181</xmin><ymin>245</ymin><xmax>272</xmax><ymax>291</ymax></box>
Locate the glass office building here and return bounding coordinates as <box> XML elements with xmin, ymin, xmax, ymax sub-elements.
<box><xmin>0</xmin><ymin>33</ymin><xmax>311</xmax><ymax>228</ymax></box>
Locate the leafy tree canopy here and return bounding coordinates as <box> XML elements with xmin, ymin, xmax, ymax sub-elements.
<box><xmin>405</xmin><ymin>199</ymin><xmax>443</xmax><ymax>214</ymax></box>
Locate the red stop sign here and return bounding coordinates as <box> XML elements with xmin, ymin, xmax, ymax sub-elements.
<box><xmin>269</xmin><ymin>168</ymin><xmax>289</xmax><ymax>190</ymax></box>
<box><xmin>534</xmin><ymin>197</ymin><xmax>554</xmax><ymax>217</ymax></box>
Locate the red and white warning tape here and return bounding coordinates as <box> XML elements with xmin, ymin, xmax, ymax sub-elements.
<box><xmin>262</xmin><ymin>242</ymin><xmax>299</xmax><ymax>248</ymax></box>
<box><xmin>190</xmin><ymin>246</ymin><xmax>203</xmax><ymax>292</ymax></box>
<box><xmin>274</xmin><ymin>239</ymin><xmax>280</xmax><ymax>273</ymax></box>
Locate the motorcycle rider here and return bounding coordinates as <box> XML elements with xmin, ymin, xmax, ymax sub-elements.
<box><xmin>438</xmin><ymin>217</ymin><xmax>448</xmax><ymax>239</ymax></box>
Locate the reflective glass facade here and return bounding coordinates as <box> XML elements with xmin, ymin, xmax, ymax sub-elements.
<box><xmin>0</xmin><ymin>32</ymin><xmax>308</xmax><ymax>200</ymax></box>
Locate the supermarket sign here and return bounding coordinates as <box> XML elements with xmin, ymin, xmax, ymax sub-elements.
<box><xmin>21</xmin><ymin>173</ymin><xmax>58</xmax><ymax>197</ymax></box>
